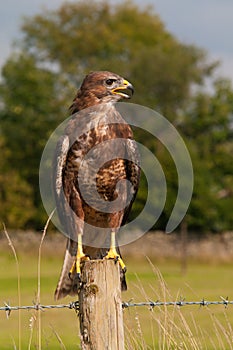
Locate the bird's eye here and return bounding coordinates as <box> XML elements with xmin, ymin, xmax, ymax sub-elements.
<box><xmin>105</xmin><ymin>78</ymin><xmax>116</xmax><ymax>86</ymax></box>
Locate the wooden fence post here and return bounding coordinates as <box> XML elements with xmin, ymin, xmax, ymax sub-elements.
<box><xmin>78</xmin><ymin>259</ymin><xmax>124</xmax><ymax>350</ymax></box>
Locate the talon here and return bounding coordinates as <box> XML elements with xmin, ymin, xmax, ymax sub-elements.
<box><xmin>69</xmin><ymin>253</ymin><xmax>89</xmax><ymax>276</ymax></box>
<box><xmin>72</xmin><ymin>272</ymin><xmax>82</xmax><ymax>292</ymax></box>
<box><xmin>69</xmin><ymin>261</ymin><xmax>77</xmax><ymax>277</ymax></box>
<box><xmin>104</xmin><ymin>231</ymin><xmax>126</xmax><ymax>272</ymax></box>
<box><xmin>73</xmin><ymin>272</ymin><xmax>81</xmax><ymax>283</ymax></box>
<box><xmin>69</xmin><ymin>233</ymin><xmax>89</xmax><ymax>278</ymax></box>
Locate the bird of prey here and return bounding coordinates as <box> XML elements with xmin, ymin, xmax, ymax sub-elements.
<box><xmin>54</xmin><ymin>71</ymin><xmax>140</xmax><ymax>300</ymax></box>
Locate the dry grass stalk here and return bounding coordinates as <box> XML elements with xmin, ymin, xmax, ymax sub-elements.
<box><xmin>3</xmin><ymin>223</ymin><xmax>21</xmax><ymax>350</ymax></box>
<box><xmin>36</xmin><ymin>209</ymin><xmax>55</xmax><ymax>350</ymax></box>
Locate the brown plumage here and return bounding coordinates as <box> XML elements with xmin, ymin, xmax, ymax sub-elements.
<box><xmin>54</xmin><ymin>71</ymin><xmax>140</xmax><ymax>300</ymax></box>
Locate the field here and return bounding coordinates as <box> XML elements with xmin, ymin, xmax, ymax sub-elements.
<box><xmin>0</xmin><ymin>231</ymin><xmax>233</xmax><ymax>349</ymax></box>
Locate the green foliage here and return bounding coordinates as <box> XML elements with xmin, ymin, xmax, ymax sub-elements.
<box><xmin>20</xmin><ymin>0</ymin><xmax>212</xmax><ymax>116</ymax></box>
<box><xmin>0</xmin><ymin>136</ymin><xmax>35</xmax><ymax>227</ymax></box>
<box><xmin>182</xmin><ymin>79</ymin><xmax>233</xmax><ymax>231</ymax></box>
<box><xmin>0</xmin><ymin>54</ymin><xmax>69</xmax><ymax>227</ymax></box>
<box><xmin>0</xmin><ymin>0</ymin><xmax>232</xmax><ymax>231</ymax></box>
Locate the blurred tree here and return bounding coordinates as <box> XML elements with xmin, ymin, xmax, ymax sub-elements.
<box><xmin>0</xmin><ymin>54</ymin><xmax>68</xmax><ymax>227</ymax></box>
<box><xmin>0</xmin><ymin>135</ymin><xmax>35</xmax><ymax>227</ymax></box>
<box><xmin>20</xmin><ymin>1</ymin><xmax>213</xmax><ymax>118</ymax></box>
<box><xmin>181</xmin><ymin>79</ymin><xmax>233</xmax><ymax>231</ymax></box>
<box><xmin>0</xmin><ymin>0</ymin><xmax>232</xmax><ymax>231</ymax></box>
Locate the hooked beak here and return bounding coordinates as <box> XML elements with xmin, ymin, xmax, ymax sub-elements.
<box><xmin>112</xmin><ymin>79</ymin><xmax>134</xmax><ymax>99</ymax></box>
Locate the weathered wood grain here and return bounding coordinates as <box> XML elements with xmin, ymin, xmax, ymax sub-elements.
<box><xmin>78</xmin><ymin>259</ymin><xmax>124</xmax><ymax>350</ymax></box>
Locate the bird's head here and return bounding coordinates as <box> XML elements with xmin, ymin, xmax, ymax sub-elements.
<box><xmin>70</xmin><ymin>71</ymin><xmax>134</xmax><ymax>113</ymax></box>
<box><xmin>82</xmin><ymin>71</ymin><xmax>134</xmax><ymax>102</ymax></box>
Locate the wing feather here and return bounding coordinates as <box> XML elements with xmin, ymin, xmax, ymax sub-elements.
<box><xmin>53</xmin><ymin>134</ymin><xmax>80</xmax><ymax>300</ymax></box>
<box><xmin>54</xmin><ymin>134</ymin><xmax>69</xmax><ymax>198</ymax></box>
<box><xmin>122</xmin><ymin>139</ymin><xmax>141</xmax><ymax>225</ymax></box>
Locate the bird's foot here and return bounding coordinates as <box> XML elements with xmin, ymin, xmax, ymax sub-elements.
<box><xmin>69</xmin><ymin>233</ymin><xmax>89</xmax><ymax>281</ymax></box>
<box><xmin>69</xmin><ymin>252</ymin><xmax>90</xmax><ymax>280</ymax></box>
<box><xmin>104</xmin><ymin>247</ymin><xmax>127</xmax><ymax>273</ymax></box>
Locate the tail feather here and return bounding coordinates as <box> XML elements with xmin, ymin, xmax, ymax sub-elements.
<box><xmin>54</xmin><ymin>239</ymin><xmax>77</xmax><ymax>300</ymax></box>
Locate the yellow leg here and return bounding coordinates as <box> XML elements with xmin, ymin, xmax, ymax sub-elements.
<box><xmin>69</xmin><ymin>233</ymin><xmax>89</xmax><ymax>276</ymax></box>
<box><xmin>104</xmin><ymin>231</ymin><xmax>126</xmax><ymax>272</ymax></box>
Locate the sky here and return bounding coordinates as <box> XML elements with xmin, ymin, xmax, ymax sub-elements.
<box><xmin>1</xmin><ymin>0</ymin><xmax>233</xmax><ymax>83</ymax></box>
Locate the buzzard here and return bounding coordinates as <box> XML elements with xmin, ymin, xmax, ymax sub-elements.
<box><xmin>54</xmin><ymin>71</ymin><xmax>140</xmax><ymax>300</ymax></box>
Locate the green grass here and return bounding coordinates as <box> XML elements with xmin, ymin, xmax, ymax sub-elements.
<box><xmin>0</xmin><ymin>244</ymin><xmax>232</xmax><ymax>349</ymax></box>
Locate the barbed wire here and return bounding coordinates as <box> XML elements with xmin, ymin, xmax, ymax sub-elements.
<box><xmin>1</xmin><ymin>301</ymin><xmax>79</xmax><ymax>318</ymax></box>
<box><xmin>1</xmin><ymin>298</ymin><xmax>232</xmax><ymax>317</ymax></box>
<box><xmin>122</xmin><ymin>297</ymin><xmax>233</xmax><ymax>309</ymax></box>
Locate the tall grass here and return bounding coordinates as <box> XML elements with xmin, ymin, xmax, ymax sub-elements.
<box><xmin>124</xmin><ymin>259</ymin><xmax>233</xmax><ymax>349</ymax></box>
<box><xmin>35</xmin><ymin>209</ymin><xmax>55</xmax><ymax>350</ymax></box>
<box><xmin>2</xmin><ymin>211</ymin><xmax>55</xmax><ymax>350</ymax></box>
<box><xmin>3</xmin><ymin>224</ymin><xmax>21</xmax><ymax>350</ymax></box>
